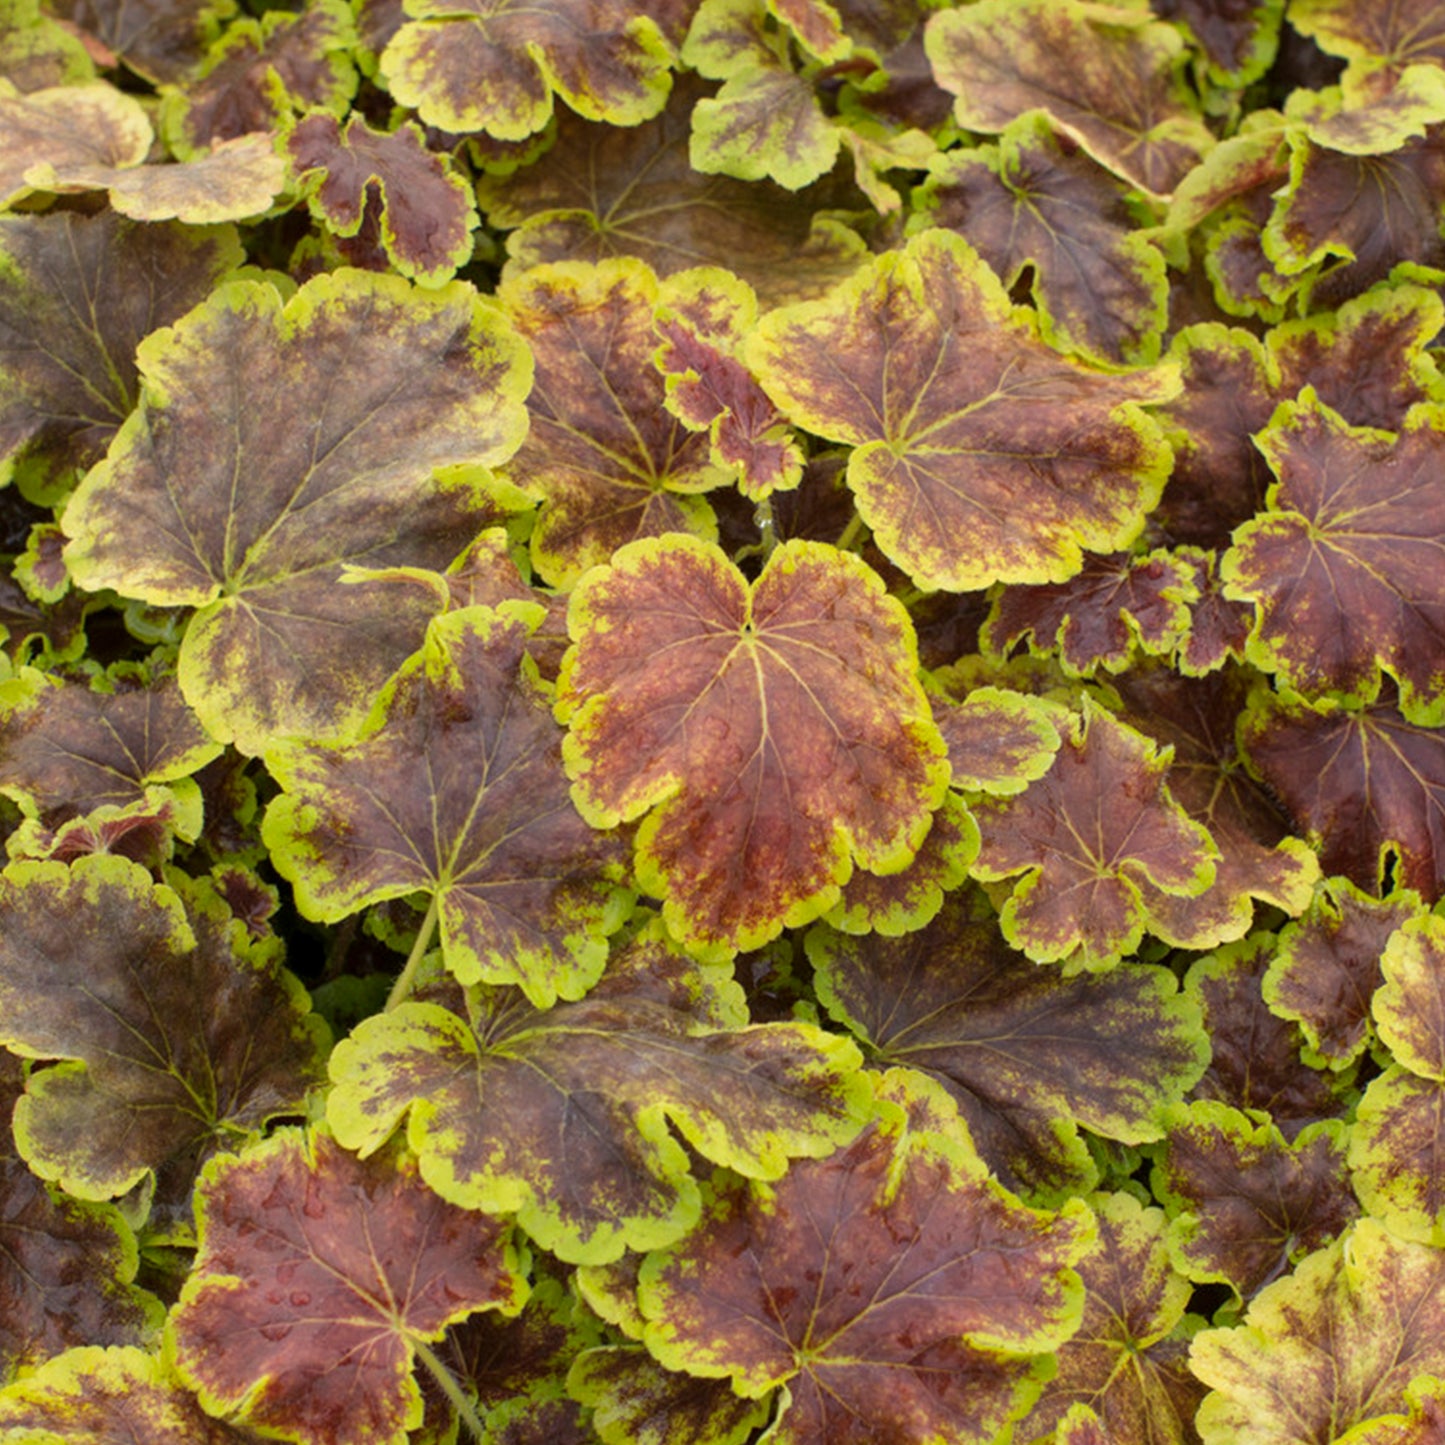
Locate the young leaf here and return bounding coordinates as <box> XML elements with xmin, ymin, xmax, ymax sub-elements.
<box><xmin>0</xmin><ymin>1345</ymin><xmax>265</xmax><ymax>1442</ymax></box>
<box><xmin>0</xmin><ymin>1055</ymin><xmax>160</xmax><ymax>1381</ymax></box>
<box><xmin>555</xmin><ymin>534</ymin><xmax>949</xmax><ymax>955</ymax></box>
<box><xmin>930</xmin><ymin>684</ymin><xmax>1063</xmax><ymax>797</ymax></box>
<box><xmin>0</xmin><ymin>211</ymin><xmax>241</xmax><ymax>496</ymax></box>
<box><xmin>0</xmin><ymin>857</ymin><xmax>328</xmax><ymax>1214</ymax></box>
<box><xmin>379</xmin><ymin>0</ymin><xmax>691</xmax><ymax>139</ymax></box>
<box><xmin>1224</xmin><ymin>394</ymin><xmax>1445</xmax><ymax>721</ymax></box>
<box><xmin>170</xmin><ymin>1128</ymin><xmax>527</xmax><ymax>1445</ymax></box>
<box><xmin>477</xmin><ymin>75</ymin><xmax>867</xmax><ymax>306</ymax></box>
<box><xmin>809</xmin><ymin>885</ymin><xmax>1209</xmax><ymax>1198</ymax></box>
<box><xmin>914</xmin><ymin>113</ymin><xmax>1170</xmax><ymax>366</ymax></box>
<box><xmin>1015</xmin><ymin>1192</ymin><xmax>1204</xmax><ymax>1445</ymax></box>
<box><xmin>288</xmin><ymin>113</ymin><xmax>478</xmax><ymax>287</ymax></box>
<box><xmin>1154</xmin><ymin>0</ymin><xmax>1284</xmax><ymax>86</ymax></box>
<box><xmin>1154</xmin><ymin>1100</ymin><xmax>1358</xmax><ymax>1300</ymax></box>
<box><xmin>1191</xmin><ymin>1219</ymin><xmax>1445</xmax><ymax>1445</ymax></box>
<box><xmin>637</xmin><ymin>1070</ymin><xmax>1095</xmax><ymax>1445</ymax></box>
<box><xmin>746</xmin><ymin>228</ymin><xmax>1177</xmax><ymax>592</ymax></box>
<box><xmin>497</xmin><ymin>259</ymin><xmax>727</xmax><ymax>587</ymax></box>
<box><xmin>326</xmin><ymin>929</ymin><xmax>870</xmax><ymax>1264</ymax></box>
<box><xmin>61</xmin><ymin>268</ymin><xmax>531</xmax><ymax>752</ymax></box>
<box><xmin>924</xmin><ymin>0</ymin><xmax>1214</xmax><ymax>198</ymax></box>
<box><xmin>264</xmin><ymin>605</ymin><xmax>632</xmax><ymax>1008</ymax></box>
<box><xmin>970</xmin><ymin>700</ymin><xmax>1217</xmax><ymax>969</ymax></box>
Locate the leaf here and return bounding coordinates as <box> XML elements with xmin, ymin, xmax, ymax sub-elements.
<box><xmin>555</xmin><ymin>534</ymin><xmax>949</xmax><ymax>955</ymax></box>
<box><xmin>914</xmin><ymin>113</ymin><xmax>1169</xmax><ymax>365</ymax></box>
<box><xmin>1226</xmin><ymin>394</ymin><xmax>1445</xmax><ymax>720</ymax></box>
<box><xmin>983</xmin><ymin>549</ymin><xmax>1197</xmax><ymax>677</ymax></box>
<box><xmin>1017</xmin><ymin>1192</ymin><xmax>1204</xmax><ymax>1445</ymax></box>
<box><xmin>0</xmin><ymin>857</ymin><xmax>328</xmax><ymax>1213</ymax></box>
<box><xmin>568</xmin><ymin>1346</ymin><xmax>771</xmax><ymax>1445</ymax></box>
<box><xmin>170</xmin><ymin>1128</ymin><xmax>527</xmax><ymax>1445</ymax></box>
<box><xmin>26</xmin><ymin>132</ymin><xmax>287</xmax><ymax>224</ymax></box>
<box><xmin>379</xmin><ymin>0</ymin><xmax>693</xmax><ymax>139</ymax></box>
<box><xmin>930</xmin><ymin>683</ymin><xmax>1063</xmax><ymax>797</ymax></box>
<box><xmin>61</xmin><ymin>268</ymin><xmax>531</xmax><ymax>752</ymax></box>
<box><xmin>808</xmin><ymin>885</ymin><xmax>1209</xmax><ymax>1199</ymax></box>
<box><xmin>0</xmin><ymin>211</ymin><xmax>241</xmax><ymax>498</ymax></box>
<box><xmin>1263</xmin><ymin>877</ymin><xmax>1421</xmax><ymax>1068</ymax></box>
<box><xmin>328</xmin><ymin>923</ymin><xmax>868</xmax><ymax>1264</ymax></box>
<box><xmin>970</xmin><ymin>700</ymin><xmax>1217</xmax><ymax>969</ymax></box>
<box><xmin>0</xmin><ymin>0</ymin><xmax>95</xmax><ymax>92</ymax></box>
<box><xmin>476</xmin><ymin>75</ymin><xmax>868</xmax><ymax>306</ymax></box>
<box><xmin>1242</xmin><ymin>687</ymin><xmax>1445</xmax><ymax>901</ymax></box>
<box><xmin>263</xmin><ymin>606</ymin><xmax>632</xmax><ymax>1008</ymax></box>
<box><xmin>746</xmin><ymin>228</ymin><xmax>1177</xmax><ymax>592</ymax></box>
<box><xmin>0</xmin><ymin>1345</ymin><xmax>265</xmax><ymax>1442</ymax></box>
<box><xmin>653</xmin><ymin>266</ymin><xmax>804</xmax><ymax>501</ymax></box>
<box><xmin>636</xmin><ymin>1069</ymin><xmax>1094</xmax><ymax>1445</ymax></box>
<box><xmin>288</xmin><ymin>113</ymin><xmax>478</xmax><ymax>286</ymax></box>
<box><xmin>0</xmin><ymin>78</ymin><xmax>150</xmax><ymax>206</ymax></box>
<box><xmin>924</xmin><ymin>0</ymin><xmax>1214</xmax><ymax>198</ymax></box>
<box><xmin>1154</xmin><ymin>1100</ymin><xmax>1358</xmax><ymax>1299</ymax></box>
<box><xmin>1153</xmin><ymin>0</ymin><xmax>1285</xmax><ymax>86</ymax></box>
<box><xmin>44</xmin><ymin>0</ymin><xmax>235</xmax><ymax>83</ymax></box>
<box><xmin>0</xmin><ymin>1055</ymin><xmax>160</xmax><ymax>1381</ymax></box>
<box><xmin>1191</xmin><ymin>1219</ymin><xmax>1445</xmax><ymax>1445</ymax></box>
<box><xmin>1290</xmin><ymin>0</ymin><xmax>1445</xmax><ymax>80</ymax></box>
<box><xmin>1185</xmin><ymin>937</ymin><xmax>1349</xmax><ymax>1134</ymax></box>
<box><xmin>497</xmin><ymin>259</ymin><xmax>726</xmax><ymax>587</ymax></box>
<box><xmin>159</xmin><ymin>0</ymin><xmax>356</xmax><ymax>160</ymax></box>
<box><xmin>1348</xmin><ymin>912</ymin><xmax>1445</xmax><ymax>1242</ymax></box>
<box><xmin>0</xmin><ymin>669</ymin><xmax>221</xmax><ymax>837</ymax></box>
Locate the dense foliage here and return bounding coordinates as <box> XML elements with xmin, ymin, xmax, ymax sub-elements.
<box><xmin>2</xmin><ymin>0</ymin><xmax>1445</xmax><ymax>1440</ymax></box>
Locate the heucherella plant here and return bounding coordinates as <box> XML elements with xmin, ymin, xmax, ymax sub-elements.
<box><xmin>3</xmin><ymin>1</ymin><xmax>1445</xmax><ymax>1441</ymax></box>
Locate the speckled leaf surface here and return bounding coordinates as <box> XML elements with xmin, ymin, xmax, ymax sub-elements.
<box><xmin>265</xmin><ymin>606</ymin><xmax>632</xmax><ymax>1007</ymax></box>
<box><xmin>0</xmin><ymin>857</ymin><xmax>327</xmax><ymax>1210</ymax></box>
<box><xmin>0</xmin><ymin>78</ymin><xmax>149</xmax><ymax>206</ymax></box>
<box><xmin>171</xmin><ymin>1129</ymin><xmax>527</xmax><ymax>1445</ymax></box>
<box><xmin>637</xmin><ymin>1070</ymin><xmax>1094</xmax><ymax>1445</ymax></box>
<box><xmin>327</xmin><ymin>930</ymin><xmax>868</xmax><ymax>1263</ymax></box>
<box><xmin>747</xmin><ymin>228</ymin><xmax>1177</xmax><ymax>592</ymax></box>
<box><xmin>44</xmin><ymin>0</ymin><xmax>235</xmax><ymax>83</ymax></box>
<box><xmin>61</xmin><ymin>268</ymin><xmax>530</xmax><ymax>751</ymax></box>
<box><xmin>556</xmin><ymin>534</ymin><xmax>948</xmax><ymax>954</ymax></box>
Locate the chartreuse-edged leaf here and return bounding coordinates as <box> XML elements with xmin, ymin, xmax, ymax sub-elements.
<box><xmin>810</xmin><ymin>885</ymin><xmax>1208</xmax><ymax>1201</ymax></box>
<box><xmin>158</xmin><ymin>0</ymin><xmax>356</xmax><ymax>160</ymax></box>
<box><xmin>0</xmin><ymin>1053</ymin><xmax>161</xmax><ymax>1381</ymax></box>
<box><xmin>1290</xmin><ymin>0</ymin><xmax>1445</xmax><ymax>79</ymax></box>
<box><xmin>1333</xmin><ymin>1377</ymin><xmax>1445</xmax><ymax>1445</ymax></box>
<box><xmin>171</xmin><ymin>1128</ymin><xmax>527</xmax><ymax>1445</ymax></box>
<box><xmin>379</xmin><ymin>0</ymin><xmax>690</xmax><ymax>139</ymax></box>
<box><xmin>264</xmin><ymin>605</ymin><xmax>632</xmax><ymax>1009</ymax></box>
<box><xmin>497</xmin><ymin>258</ymin><xmax>728</xmax><ymax>587</ymax></box>
<box><xmin>555</xmin><ymin>534</ymin><xmax>949</xmax><ymax>957</ymax></box>
<box><xmin>43</xmin><ymin>0</ymin><xmax>236</xmax><ymax>84</ymax></box>
<box><xmin>930</xmin><ymin>684</ymin><xmax>1064</xmax><ymax>797</ymax></box>
<box><xmin>1191</xmin><ymin>1219</ymin><xmax>1445</xmax><ymax>1445</ymax></box>
<box><xmin>0</xmin><ymin>211</ymin><xmax>241</xmax><ymax>499</ymax></box>
<box><xmin>0</xmin><ymin>856</ymin><xmax>327</xmax><ymax>1216</ymax></box>
<box><xmin>636</xmin><ymin>1069</ymin><xmax>1095</xmax><ymax>1445</ymax></box>
<box><xmin>0</xmin><ymin>78</ymin><xmax>150</xmax><ymax>207</ymax></box>
<box><xmin>327</xmin><ymin>924</ymin><xmax>870</xmax><ymax>1264</ymax></box>
<box><xmin>1349</xmin><ymin>912</ymin><xmax>1445</xmax><ymax>1243</ymax></box>
<box><xmin>654</xmin><ymin>266</ymin><xmax>804</xmax><ymax>501</ymax></box>
<box><xmin>0</xmin><ymin>668</ymin><xmax>220</xmax><ymax>842</ymax></box>
<box><xmin>1158</xmin><ymin>0</ymin><xmax>1284</xmax><ymax>87</ymax></box>
<box><xmin>1153</xmin><ymin>1100</ymin><xmax>1358</xmax><ymax>1301</ymax></box>
<box><xmin>1292</xmin><ymin>63</ymin><xmax>1445</xmax><ymax>156</ymax></box>
<box><xmin>476</xmin><ymin>74</ymin><xmax>868</xmax><ymax>307</ymax></box>
<box><xmin>914</xmin><ymin>112</ymin><xmax>1169</xmax><ymax>366</ymax></box>
<box><xmin>1224</xmin><ymin>392</ymin><xmax>1445</xmax><ymax>723</ymax></box>
<box><xmin>0</xmin><ymin>1345</ymin><xmax>264</xmax><ymax>1442</ymax></box>
<box><xmin>746</xmin><ymin>228</ymin><xmax>1177</xmax><ymax>592</ymax></box>
<box><xmin>0</xmin><ymin>0</ymin><xmax>96</xmax><ymax>91</ymax></box>
<box><xmin>1263</xmin><ymin>877</ymin><xmax>1422</xmax><ymax>1068</ymax></box>
<box><xmin>924</xmin><ymin>0</ymin><xmax>1214</xmax><ymax>199</ymax></box>
<box><xmin>1015</xmin><ymin>1192</ymin><xmax>1203</xmax><ymax>1445</ymax></box>
<box><xmin>568</xmin><ymin>1346</ymin><xmax>771</xmax><ymax>1445</ymax></box>
<box><xmin>971</xmin><ymin>699</ymin><xmax>1217</xmax><ymax>970</ymax></box>
<box><xmin>61</xmin><ymin>268</ymin><xmax>531</xmax><ymax>753</ymax></box>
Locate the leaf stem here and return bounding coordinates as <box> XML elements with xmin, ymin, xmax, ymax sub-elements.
<box><xmin>412</xmin><ymin>1337</ymin><xmax>487</xmax><ymax>1442</ymax></box>
<box><xmin>835</xmin><ymin>510</ymin><xmax>865</xmax><ymax>553</ymax></box>
<box><xmin>386</xmin><ymin>895</ymin><xmax>439</xmax><ymax>1012</ymax></box>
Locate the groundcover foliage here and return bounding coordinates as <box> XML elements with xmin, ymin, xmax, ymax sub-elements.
<box><xmin>6</xmin><ymin>0</ymin><xmax>1445</xmax><ymax>1440</ymax></box>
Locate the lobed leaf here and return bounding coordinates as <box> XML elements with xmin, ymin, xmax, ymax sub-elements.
<box><xmin>0</xmin><ymin>78</ymin><xmax>149</xmax><ymax>206</ymax></box>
